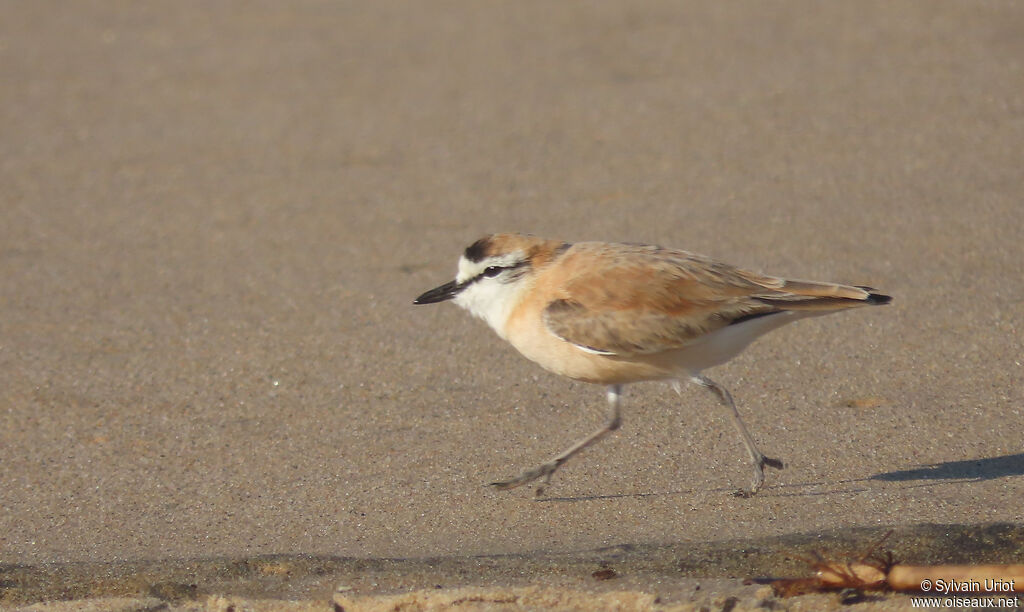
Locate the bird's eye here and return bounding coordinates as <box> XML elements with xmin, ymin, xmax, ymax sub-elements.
<box><xmin>483</xmin><ymin>266</ymin><xmax>503</xmax><ymax>278</ymax></box>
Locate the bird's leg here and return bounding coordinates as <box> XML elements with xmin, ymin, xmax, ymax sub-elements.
<box><xmin>689</xmin><ymin>375</ymin><xmax>784</xmax><ymax>497</ymax></box>
<box><xmin>490</xmin><ymin>384</ymin><xmax>623</xmax><ymax>497</ymax></box>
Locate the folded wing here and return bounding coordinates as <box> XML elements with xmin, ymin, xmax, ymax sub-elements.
<box><xmin>541</xmin><ymin>244</ymin><xmax>889</xmax><ymax>356</ymax></box>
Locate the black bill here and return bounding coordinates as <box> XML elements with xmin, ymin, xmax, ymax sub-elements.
<box><xmin>413</xmin><ymin>279</ymin><xmax>463</xmax><ymax>304</ymax></box>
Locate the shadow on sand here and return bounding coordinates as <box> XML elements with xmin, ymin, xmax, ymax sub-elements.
<box><xmin>869</xmin><ymin>452</ymin><xmax>1024</xmax><ymax>483</ymax></box>
<box><xmin>524</xmin><ymin>454</ymin><xmax>1024</xmax><ymax>502</ymax></box>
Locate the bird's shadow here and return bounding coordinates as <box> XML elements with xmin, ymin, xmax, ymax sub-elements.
<box><xmin>868</xmin><ymin>452</ymin><xmax>1024</xmax><ymax>483</ymax></box>
<box><xmin>535</xmin><ymin>489</ymin><xmax>687</xmax><ymax>503</ymax></box>
<box><xmin>531</xmin><ymin>453</ymin><xmax>1024</xmax><ymax>502</ymax></box>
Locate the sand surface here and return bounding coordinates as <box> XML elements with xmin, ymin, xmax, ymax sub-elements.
<box><xmin>1</xmin><ymin>1</ymin><xmax>1022</xmax><ymax>609</ymax></box>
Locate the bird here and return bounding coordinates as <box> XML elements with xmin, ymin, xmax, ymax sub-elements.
<box><xmin>413</xmin><ymin>233</ymin><xmax>891</xmax><ymax>497</ymax></box>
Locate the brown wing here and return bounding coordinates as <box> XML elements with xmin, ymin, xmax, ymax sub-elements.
<box><xmin>541</xmin><ymin>243</ymin><xmax>883</xmax><ymax>356</ymax></box>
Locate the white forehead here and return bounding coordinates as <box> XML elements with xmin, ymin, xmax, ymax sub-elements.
<box><xmin>455</xmin><ymin>252</ymin><xmax>525</xmax><ymax>283</ymax></box>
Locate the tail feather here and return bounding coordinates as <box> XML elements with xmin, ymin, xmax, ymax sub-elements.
<box><xmin>754</xmin><ymin>279</ymin><xmax>892</xmax><ymax>312</ymax></box>
<box><xmin>777</xmin><ymin>279</ymin><xmax>872</xmax><ymax>300</ymax></box>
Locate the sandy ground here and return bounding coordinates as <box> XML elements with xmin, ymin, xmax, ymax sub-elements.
<box><xmin>1</xmin><ymin>1</ymin><xmax>1023</xmax><ymax>609</ymax></box>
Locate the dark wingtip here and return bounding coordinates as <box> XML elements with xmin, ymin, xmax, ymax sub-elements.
<box><xmin>866</xmin><ymin>293</ymin><xmax>892</xmax><ymax>305</ymax></box>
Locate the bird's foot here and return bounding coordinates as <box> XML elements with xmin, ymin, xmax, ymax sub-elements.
<box><xmin>733</xmin><ymin>454</ymin><xmax>784</xmax><ymax>497</ymax></box>
<box><xmin>489</xmin><ymin>460</ymin><xmax>560</xmax><ymax>497</ymax></box>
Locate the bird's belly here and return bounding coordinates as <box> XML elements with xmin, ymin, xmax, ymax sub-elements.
<box><xmin>516</xmin><ymin>340</ymin><xmax>675</xmax><ymax>384</ymax></box>
<box><xmin>668</xmin><ymin>310</ymin><xmax>807</xmax><ymax>371</ymax></box>
<box><xmin>503</xmin><ymin>320</ymin><xmax>674</xmax><ymax>384</ymax></box>
<box><xmin>504</xmin><ymin>310</ymin><xmax>808</xmax><ymax>384</ymax></box>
